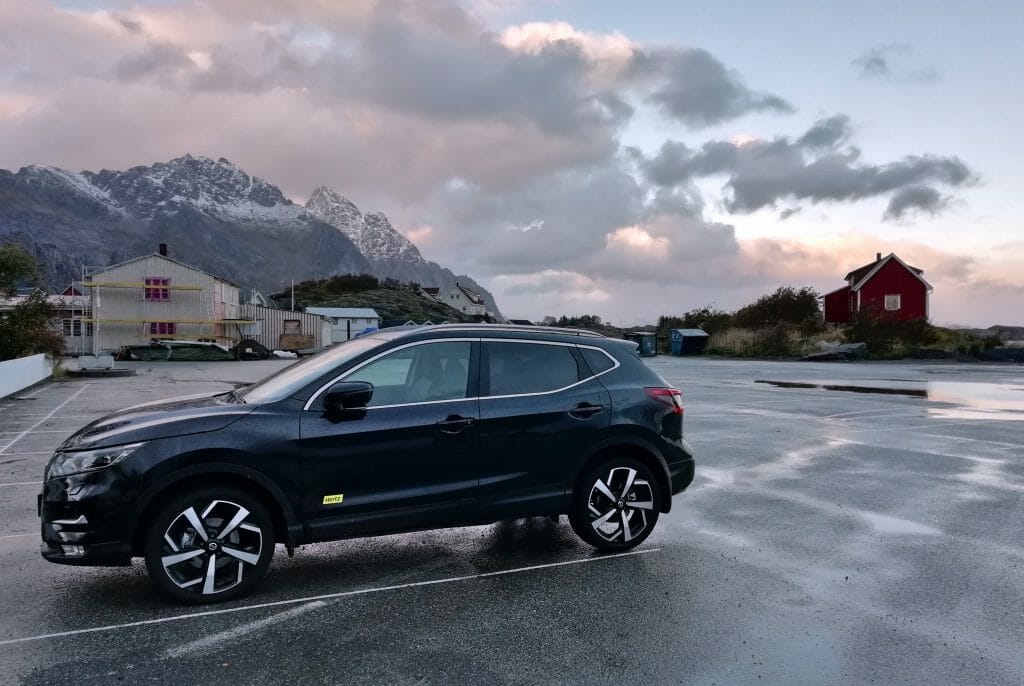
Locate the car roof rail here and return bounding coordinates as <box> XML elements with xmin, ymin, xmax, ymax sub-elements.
<box><xmin>419</xmin><ymin>323</ymin><xmax>607</xmax><ymax>338</ymax></box>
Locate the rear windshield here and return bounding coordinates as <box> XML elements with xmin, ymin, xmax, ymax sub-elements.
<box><xmin>239</xmin><ymin>336</ymin><xmax>389</xmax><ymax>404</ymax></box>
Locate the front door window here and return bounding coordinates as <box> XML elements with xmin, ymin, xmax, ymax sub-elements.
<box><xmin>343</xmin><ymin>341</ymin><xmax>471</xmax><ymax>407</ymax></box>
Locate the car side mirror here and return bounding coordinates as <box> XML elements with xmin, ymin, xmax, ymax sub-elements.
<box><xmin>323</xmin><ymin>381</ymin><xmax>373</xmax><ymax>414</ymax></box>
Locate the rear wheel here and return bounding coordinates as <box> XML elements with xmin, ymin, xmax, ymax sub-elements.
<box><xmin>570</xmin><ymin>457</ymin><xmax>660</xmax><ymax>551</ymax></box>
<box><xmin>143</xmin><ymin>487</ymin><xmax>275</xmax><ymax>604</ymax></box>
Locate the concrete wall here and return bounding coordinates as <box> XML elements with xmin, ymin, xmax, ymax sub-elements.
<box><xmin>0</xmin><ymin>354</ymin><xmax>51</xmax><ymax>399</ymax></box>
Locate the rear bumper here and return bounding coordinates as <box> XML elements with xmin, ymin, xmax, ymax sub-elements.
<box><xmin>668</xmin><ymin>457</ymin><xmax>695</xmax><ymax>495</ymax></box>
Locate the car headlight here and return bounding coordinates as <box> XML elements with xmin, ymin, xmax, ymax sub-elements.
<box><xmin>47</xmin><ymin>443</ymin><xmax>144</xmax><ymax>479</ymax></box>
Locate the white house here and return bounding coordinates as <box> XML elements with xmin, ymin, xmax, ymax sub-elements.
<box><xmin>440</xmin><ymin>283</ymin><xmax>486</xmax><ymax>316</ymax></box>
<box><xmin>82</xmin><ymin>248</ymin><xmax>254</xmax><ymax>353</ymax></box>
<box><xmin>305</xmin><ymin>307</ymin><xmax>381</xmax><ymax>343</ymax></box>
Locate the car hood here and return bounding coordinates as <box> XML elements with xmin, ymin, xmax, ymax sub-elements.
<box><xmin>58</xmin><ymin>392</ymin><xmax>256</xmax><ymax>451</ymax></box>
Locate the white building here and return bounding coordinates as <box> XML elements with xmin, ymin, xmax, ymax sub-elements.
<box><xmin>82</xmin><ymin>250</ymin><xmax>254</xmax><ymax>354</ymax></box>
<box><xmin>305</xmin><ymin>307</ymin><xmax>381</xmax><ymax>343</ymax></box>
<box><xmin>439</xmin><ymin>283</ymin><xmax>486</xmax><ymax>316</ymax></box>
<box><xmin>0</xmin><ymin>289</ymin><xmax>92</xmax><ymax>354</ymax></box>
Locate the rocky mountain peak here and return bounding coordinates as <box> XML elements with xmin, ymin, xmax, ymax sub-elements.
<box><xmin>305</xmin><ymin>188</ymin><xmax>422</xmax><ymax>263</ymax></box>
<box><xmin>84</xmin><ymin>154</ymin><xmax>293</xmax><ymax>221</ymax></box>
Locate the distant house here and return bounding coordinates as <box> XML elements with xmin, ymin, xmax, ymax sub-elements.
<box><xmin>823</xmin><ymin>252</ymin><xmax>932</xmax><ymax>324</ymax></box>
<box><xmin>305</xmin><ymin>307</ymin><xmax>381</xmax><ymax>343</ymax></box>
<box><xmin>419</xmin><ymin>286</ymin><xmax>441</xmax><ymax>299</ymax></box>
<box><xmin>507</xmin><ymin>319</ymin><xmax>534</xmax><ymax>326</ymax></box>
<box><xmin>441</xmin><ymin>282</ymin><xmax>486</xmax><ymax>316</ymax></box>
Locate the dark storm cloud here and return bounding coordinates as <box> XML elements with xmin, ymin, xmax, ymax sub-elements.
<box><xmin>884</xmin><ymin>185</ymin><xmax>949</xmax><ymax>219</ymax></box>
<box><xmin>853</xmin><ymin>44</ymin><xmax>939</xmax><ymax>83</ymax></box>
<box><xmin>796</xmin><ymin>114</ymin><xmax>851</xmax><ymax>149</ymax></box>
<box><xmin>637</xmin><ymin>116</ymin><xmax>975</xmax><ymax>220</ymax></box>
<box><xmin>634</xmin><ymin>47</ymin><xmax>793</xmax><ymax>127</ymax></box>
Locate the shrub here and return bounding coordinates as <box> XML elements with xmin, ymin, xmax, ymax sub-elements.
<box><xmin>0</xmin><ymin>291</ymin><xmax>65</xmax><ymax>361</ymax></box>
<box><xmin>732</xmin><ymin>286</ymin><xmax>821</xmax><ymax>329</ymax></box>
<box><xmin>845</xmin><ymin>309</ymin><xmax>935</xmax><ymax>358</ymax></box>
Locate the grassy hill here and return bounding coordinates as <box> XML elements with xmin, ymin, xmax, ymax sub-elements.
<box><xmin>285</xmin><ymin>278</ymin><xmax>477</xmax><ymax>324</ymax></box>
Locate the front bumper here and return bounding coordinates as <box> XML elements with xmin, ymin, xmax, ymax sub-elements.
<box><xmin>39</xmin><ymin>469</ymin><xmax>141</xmax><ymax>567</ymax></box>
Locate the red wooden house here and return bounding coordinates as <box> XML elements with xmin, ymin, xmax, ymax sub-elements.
<box><xmin>822</xmin><ymin>253</ymin><xmax>932</xmax><ymax>324</ymax></box>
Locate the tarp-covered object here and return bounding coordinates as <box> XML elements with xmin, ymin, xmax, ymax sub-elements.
<box><xmin>232</xmin><ymin>338</ymin><xmax>271</xmax><ymax>360</ymax></box>
<box><xmin>126</xmin><ymin>341</ymin><xmax>237</xmax><ymax>361</ymax></box>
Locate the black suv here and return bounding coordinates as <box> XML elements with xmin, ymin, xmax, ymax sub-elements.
<box><xmin>40</xmin><ymin>325</ymin><xmax>695</xmax><ymax>603</ymax></box>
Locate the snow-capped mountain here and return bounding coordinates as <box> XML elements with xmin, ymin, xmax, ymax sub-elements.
<box><xmin>0</xmin><ymin>155</ymin><xmax>501</xmax><ymax>316</ymax></box>
<box><xmin>86</xmin><ymin>154</ymin><xmax>302</xmax><ymax>224</ymax></box>
<box><xmin>306</xmin><ymin>186</ymin><xmax>422</xmax><ymax>263</ymax></box>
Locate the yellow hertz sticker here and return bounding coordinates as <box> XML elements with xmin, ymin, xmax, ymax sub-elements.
<box><xmin>322</xmin><ymin>494</ymin><xmax>344</xmax><ymax>505</ymax></box>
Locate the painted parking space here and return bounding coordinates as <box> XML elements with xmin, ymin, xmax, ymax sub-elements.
<box><xmin>0</xmin><ymin>357</ymin><xmax>1021</xmax><ymax>685</ymax></box>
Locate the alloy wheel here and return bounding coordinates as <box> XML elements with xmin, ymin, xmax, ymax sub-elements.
<box><xmin>159</xmin><ymin>499</ymin><xmax>264</xmax><ymax>595</ymax></box>
<box><xmin>586</xmin><ymin>467</ymin><xmax>655</xmax><ymax>543</ymax></box>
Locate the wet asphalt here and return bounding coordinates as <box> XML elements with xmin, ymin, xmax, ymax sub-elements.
<box><xmin>0</xmin><ymin>357</ymin><xmax>1022</xmax><ymax>685</ymax></box>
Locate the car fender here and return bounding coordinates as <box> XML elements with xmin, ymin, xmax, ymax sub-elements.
<box><xmin>132</xmin><ymin>462</ymin><xmax>303</xmax><ymax>548</ymax></box>
<box><xmin>566</xmin><ymin>433</ymin><xmax>674</xmax><ymax>512</ymax></box>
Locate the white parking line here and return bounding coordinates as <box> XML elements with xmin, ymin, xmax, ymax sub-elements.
<box><xmin>0</xmin><ymin>533</ymin><xmax>35</xmax><ymax>539</ymax></box>
<box><xmin>0</xmin><ymin>386</ymin><xmax>88</xmax><ymax>456</ymax></box>
<box><xmin>165</xmin><ymin>600</ymin><xmax>329</xmax><ymax>658</ymax></box>
<box><xmin>0</xmin><ymin>547</ymin><xmax>661</xmax><ymax>646</ymax></box>
<box><xmin>0</xmin><ymin>482</ymin><xmax>39</xmax><ymax>487</ymax></box>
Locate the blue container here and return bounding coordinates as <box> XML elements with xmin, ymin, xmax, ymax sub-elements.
<box><xmin>670</xmin><ymin>328</ymin><xmax>709</xmax><ymax>356</ymax></box>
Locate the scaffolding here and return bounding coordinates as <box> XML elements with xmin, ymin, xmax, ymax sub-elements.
<box><xmin>74</xmin><ymin>265</ymin><xmax>256</xmax><ymax>354</ymax></box>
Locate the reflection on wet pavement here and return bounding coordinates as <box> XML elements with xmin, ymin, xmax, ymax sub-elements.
<box><xmin>755</xmin><ymin>379</ymin><xmax>1024</xmax><ymax>420</ymax></box>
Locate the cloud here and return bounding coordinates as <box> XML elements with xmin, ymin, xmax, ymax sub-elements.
<box><xmin>635</xmin><ymin>115</ymin><xmax>976</xmax><ymax>220</ymax></box>
<box><xmin>883</xmin><ymin>185</ymin><xmax>950</xmax><ymax>219</ymax></box>
<box><xmin>852</xmin><ymin>44</ymin><xmax>939</xmax><ymax>83</ymax></box>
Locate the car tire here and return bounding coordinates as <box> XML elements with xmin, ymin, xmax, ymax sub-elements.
<box><xmin>569</xmin><ymin>457</ymin><xmax>660</xmax><ymax>552</ymax></box>
<box><xmin>143</xmin><ymin>486</ymin><xmax>275</xmax><ymax>604</ymax></box>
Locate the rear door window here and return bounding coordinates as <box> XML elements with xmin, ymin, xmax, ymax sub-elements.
<box><xmin>485</xmin><ymin>342</ymin><xmax>583</xmax><ymax>396</ymax></box>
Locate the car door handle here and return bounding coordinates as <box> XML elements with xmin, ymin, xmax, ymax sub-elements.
<box><xmin>569</xmin><ymin>403</ymin><xmax>603</xmax><ymax>419</ymax></box>
<box><xmin>436</xmin><ymin>415</ymin><xmax>476</xmax><ymax>434</ymax></box>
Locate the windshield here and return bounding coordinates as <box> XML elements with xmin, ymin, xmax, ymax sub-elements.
<box><xmin>238</xmin><ymin>336</ymin><xmax>389</xmax><ymax>404</ymax></box>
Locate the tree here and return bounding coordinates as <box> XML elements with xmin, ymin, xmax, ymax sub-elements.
<box><xmin>0</xmin><ymin>243</ymin><xmax>37</xmax><ymax>296</ymax></box>
<box><xmin>0</xmin><ymin>291</ymin><xmax>65</xmax><ymax>361</ymax></box>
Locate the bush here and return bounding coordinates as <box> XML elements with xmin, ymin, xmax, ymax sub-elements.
<box><xmin>706</xmin><ymin>325</ymin><xmax>794</xmax><ymax>357</ymax></box>
<box><xmin>732</xmin><ymin>286</ymin><xmax>821</xmax><ymax>329</ymax></box>
<box><xmin>845</xmin><ymin>309</ymin><xmax>935</xmax><ymax>358</ymax></box>
<box><xmin>0</xmin><ymin>291</ymin><xmax>65</xmax><ymax>361</ymax></box>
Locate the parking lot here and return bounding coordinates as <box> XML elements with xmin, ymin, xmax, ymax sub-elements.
<box><xmin>1</xmin><ymin>356</ymin><xmax>1022</xmax><ymax>685</ymax></box>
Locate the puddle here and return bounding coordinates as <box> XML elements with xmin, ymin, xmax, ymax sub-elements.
<box><xmin>755</xmin><ymin>380</ymin><xmax>1024</xmax><ymax>420</ymax></box>
<box><xmin>755</xmin><ymin>380</ymin><xmax>927</xmax><ymax>398</ymax></box>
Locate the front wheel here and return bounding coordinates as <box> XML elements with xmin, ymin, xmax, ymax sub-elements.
<box><xmin>143</xmin><ymin>487</ymin><xmax>275</xmax><ymax>604</ymax></box>
<box><xmin>569</xmin><ymin>457</ymin><xmax>660</xmax><ymax>551</ymax></box>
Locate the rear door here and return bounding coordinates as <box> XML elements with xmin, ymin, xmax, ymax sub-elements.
<box><xmin>476</xmin><ymin>340</ymin><xmax>611</xmax><ymax>520</ymax></box>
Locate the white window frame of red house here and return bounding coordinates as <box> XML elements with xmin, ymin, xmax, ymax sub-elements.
<box><xmin>884</xmin><ymin>294</ymin><xmax>901</xmax><ymax>311</ymax></box>
<box><xmin>144</xmin><ymin>277</ymin><xmax>170</xmax><ymax>301</ymax></box>
<box><xmin>150</xmin><ymin>322</ymin><xmax>176</xmax><ymax>336</ymax></box>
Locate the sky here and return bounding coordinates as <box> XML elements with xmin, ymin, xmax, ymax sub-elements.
<box><xmin>1</xmin><ymin>0</ymin><xmax>1021</xmax><ymax>326</ymax></box>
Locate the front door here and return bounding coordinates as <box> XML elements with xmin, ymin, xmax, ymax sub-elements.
<box><xmin>298</xmin><ymin>339</ymin><xmax>480</xmax><ymax>540</ymax></box>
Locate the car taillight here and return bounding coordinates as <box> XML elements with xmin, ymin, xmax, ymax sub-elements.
<box><xmin>645</xmin><ymin>387</ymin><xmax>683</xmax><ymax>415</ymax></box>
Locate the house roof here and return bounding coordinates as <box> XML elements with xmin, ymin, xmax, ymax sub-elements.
<box><xmin>454</xmin><ymin>283</ymin><xmax>484</xmax><ymax>305</ymax></box>
<box><xmin>421</xmin><ymin>287</ymin><xmax>440</xmax><ymax>296</ymax></box>
<box><xmin>849</xmin><ymin>253</ymin><xmax>933</xmax><ymax>292</ymax></box>
<box><xmin>91</xmin><ymin>253</ymin><xmax>240</xmax><ymax>287</ymax></box>
<box><xmin>305</xmin><ymin>307</ymin><xmax>380</xmax><ymax>319</ymax></box>
<box><xmin>507</xmin><ymin>319</ymin><xmax>534</xmax><ymax>325</ymax></box>
<box><xmin>844</xmin><ymin>253</ymin><xmax>923</xmax><ymax>283</ymax></box>
<box><xmin>820</xmin><ymin>284</ymin><xmax>851</xmax><ymax>298</ymax></box>
<box><xmin>0</xmin><ymin>294</ymin><xmax>89</xmax><ymax>309</ymax></box>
